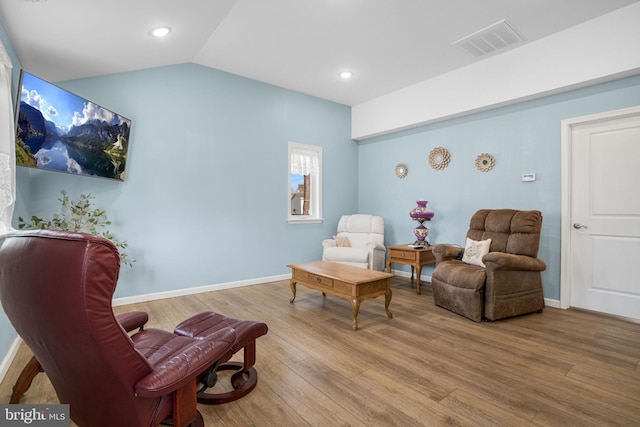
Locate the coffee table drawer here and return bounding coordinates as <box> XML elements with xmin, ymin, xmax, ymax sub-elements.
<box><xmin>294</xmin><ymin>270</ymin><xmax>333</xmax><ymax>289</ymax></box>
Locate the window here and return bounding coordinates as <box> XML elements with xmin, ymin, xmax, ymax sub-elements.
<box><xmin>288</xmin><ymin>142</ymin><xmax>322</xmax><ymax>224</ymax></box>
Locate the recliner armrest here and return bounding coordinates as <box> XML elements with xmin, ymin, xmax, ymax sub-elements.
<box><xmin>116</xmin><ymin>311</ymin><xmax>149</xmax><ymax>332</ymax></box>
<box><xmin>433</xmin><ymin>244</ymin><xmax>462</xmax><ymax>264</ymax></box>
<box><xmin>135</xmin><ymin>327</ymin><xmax>236</xmax><ymax>398</ymax></box>
<box><xmin>322</xmin><ymin>239</ymin><xmax>336</xmax><ymax>250</ymax></box>
<box><xmin>483</xmin><ymin>252</ymin><xmax>547</xmax><ymax>272</ymax></box>
<box><xmin>365</xmin><ymin>242</ymin><xmax>386</xmax><ymax>252</ymax></box>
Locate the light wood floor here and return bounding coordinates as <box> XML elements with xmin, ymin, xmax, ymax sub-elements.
<box><xmin>2</xmin><ymin>277</ymin><xmax>640</xmax><ymax>426</ymax></box>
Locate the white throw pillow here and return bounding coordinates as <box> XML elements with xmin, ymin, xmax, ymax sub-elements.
<box><xmin>462</xmin><ymin>237</ymin><xmax>492</xmax><ymax>267</ymax></box>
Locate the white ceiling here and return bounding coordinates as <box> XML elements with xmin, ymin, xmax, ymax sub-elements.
<box><xmin>1</xmin><ymin>0</ymin><xmax>638</xmax><ymax>106</ymax></box>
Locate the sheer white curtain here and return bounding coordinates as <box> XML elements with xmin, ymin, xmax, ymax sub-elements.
<box><xmin>290</xmin><ymin>148</ymin><xmax>320</xmax><ymax>177</ymax></box>
<box><xmin>0</xmin><ymin>40</ymin><xmax>14</xmax><ymax>234</ymax></box>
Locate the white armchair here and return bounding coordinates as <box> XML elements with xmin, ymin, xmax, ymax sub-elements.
<box><xmin>322</xmin><ymin>214</ymin><xmax>386</xmax><ymax>271</ymax></box>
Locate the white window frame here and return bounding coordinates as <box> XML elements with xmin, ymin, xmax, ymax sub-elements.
<box><xmin>288</xmin><ymin>142</ymin><xmax>323</xmax><ymax>224</ymax></box>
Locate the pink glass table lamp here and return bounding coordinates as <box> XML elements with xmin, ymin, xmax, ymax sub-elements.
<box><xmin>410</xmin><ymin>200</ymin><xmax>434</xmax><ymax>247</ymax></box>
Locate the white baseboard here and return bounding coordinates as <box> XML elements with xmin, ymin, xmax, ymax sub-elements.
<box><xmin>0</xmin><ymin>336</ymin><xmax>22</xmax><ymax>386</ymax></box>
<box><xmin>113</xmin><ymin>273</ymin><xmax>290</xmax><ymax>306</ymax></box>
<box><xmin>544</xmin><ymin>298</ymin><xmax>561</xmax><ymax>308</ymax></box>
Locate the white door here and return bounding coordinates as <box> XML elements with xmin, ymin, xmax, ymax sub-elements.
<box><xmin>561</xmin><ymin>106</ymin><xmax>640</xmax><ymax>320</ymax></box>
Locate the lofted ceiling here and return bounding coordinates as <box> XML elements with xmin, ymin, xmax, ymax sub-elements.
<box><xmin>0</xmin><ymin>0</ymin><xmax>638</xmax><ymax>106</ymax></box>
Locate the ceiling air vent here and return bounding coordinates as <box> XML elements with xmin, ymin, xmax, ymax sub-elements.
<box><xmin>453</xmin><ymin>19</ymin><xmax>524</xmax><ymax>58</ymax></box>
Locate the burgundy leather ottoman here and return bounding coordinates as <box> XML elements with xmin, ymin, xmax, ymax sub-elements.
<box><xmin>174</xmin><ymin>311</ymin><xmax>268</xmax><ymax>404</ymax></box>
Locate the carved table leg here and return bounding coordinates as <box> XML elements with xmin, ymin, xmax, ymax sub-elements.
<box><xmin>351</xmin><ymin>298</ymin><xmax>362</xmax><ymax>331</ymax></box>
<box><xmin>415</xmin><ymin>264</ymin><xmax>423</xmax><ymax>295</ymax></box>
<box><xmin>384</xmin><ymin>290</ymin><xmax>393</xmax><ymax>319</ymax></box>
<box><xmin>289</xmin><ymin>280</ymin><xmax>297</xmax><ymax>303</ymax></box>
<box><xmin>10</xmin><ymin>356</ymin><xmax>44</xmax><ymax>404</ymax></box>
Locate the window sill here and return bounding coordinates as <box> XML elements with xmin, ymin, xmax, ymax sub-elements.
<box><xmin>287</xmin><ymin>217</ymin><xmax>324</xmax><ymax>224</ymax></box>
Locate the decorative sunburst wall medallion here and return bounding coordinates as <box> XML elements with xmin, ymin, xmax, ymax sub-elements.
<box><xmin>428</xmin><ymin>147</ymin><xmax>450</xmax><ymax>170</ymax></box>
<box><xmin>475</xmin><ymin>153</ymin><xmax>495</xmax><ymax>172</ymax></box>
<box><xmin>395</xmin><ymin>163</ymin><xmax>408</xmax><ymax>178</ymax></box>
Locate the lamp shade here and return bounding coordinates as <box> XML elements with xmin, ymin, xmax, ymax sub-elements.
<box><xmin>410</xmin><ymin>200</ymin><xmax>434</xmax><ymax>220</ymax></box>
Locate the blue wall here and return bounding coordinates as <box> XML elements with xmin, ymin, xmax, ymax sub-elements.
<box><xmin>358</xmin><ymin>74</ymin><xmax>640</xmax><ymax>299</ymax></box>
<box><xmin>15</xmin><ymin>63</ymin><xmax>357</xmax><ymax>299</ymax></box>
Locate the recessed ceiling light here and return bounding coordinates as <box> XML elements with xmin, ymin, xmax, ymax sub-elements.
<box><xmin>150</xmin><ymin>27</ymin><xmax>171</xmax><ymax>37</ymax></box>
<box><xmin>339</xmin><ymin>71</ymin><xmax>353</xmax><ymax>79</ymax></box>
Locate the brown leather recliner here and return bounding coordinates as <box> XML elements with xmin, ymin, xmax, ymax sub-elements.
<box><xmin>0</xmin><ymin>230</ymin><xmax>240</xmax><ymax>427</ymax></box>
<box><xmin>432</xmin><ymin>209</ymin><xmax>546</xmax><ymax>322</ymax></box>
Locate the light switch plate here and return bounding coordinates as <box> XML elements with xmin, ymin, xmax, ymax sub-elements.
<box><xmin>522</xmin><ymin>173</ymin><xmax>536</xmax><ymax>182</ymax></box>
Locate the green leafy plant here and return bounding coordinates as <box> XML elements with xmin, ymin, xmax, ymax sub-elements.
<box><xmin>18</xmin><ymin>189</ymin><xmax>135</xmax><ymax>267</ymax></box>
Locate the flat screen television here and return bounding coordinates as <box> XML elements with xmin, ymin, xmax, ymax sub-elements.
<box><xmin>15</xmin><ymin>70</ymin><xmax>132</xmax><ymax>181</ymax></box>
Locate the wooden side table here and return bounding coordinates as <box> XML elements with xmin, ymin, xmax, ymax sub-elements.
<box><xmin>386</xmin><ymin>244</ymin><xmax>436</xmax><ymax>294</ymax></box>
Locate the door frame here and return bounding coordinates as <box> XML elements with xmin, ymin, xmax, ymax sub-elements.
<box><xmin>560</xmin><ymin>105</ymin><xmax>640</xmax><ymax>310</ymax></box>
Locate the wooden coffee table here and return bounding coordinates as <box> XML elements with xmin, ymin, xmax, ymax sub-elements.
<box><xmin>287</xmin><ymin>261</ymin><xmax>393</xmax><ymax>330</ymax></box>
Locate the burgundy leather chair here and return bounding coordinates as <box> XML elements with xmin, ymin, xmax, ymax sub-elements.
<box><xmin>0</xmin><ymin>230</ymin><xmax>238</xmax><ymax>427</ymax></box>
<box><xmin>8</xmin><ymin>310</ymin><xmax>150</xmax><ymax>404</ymax></box>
